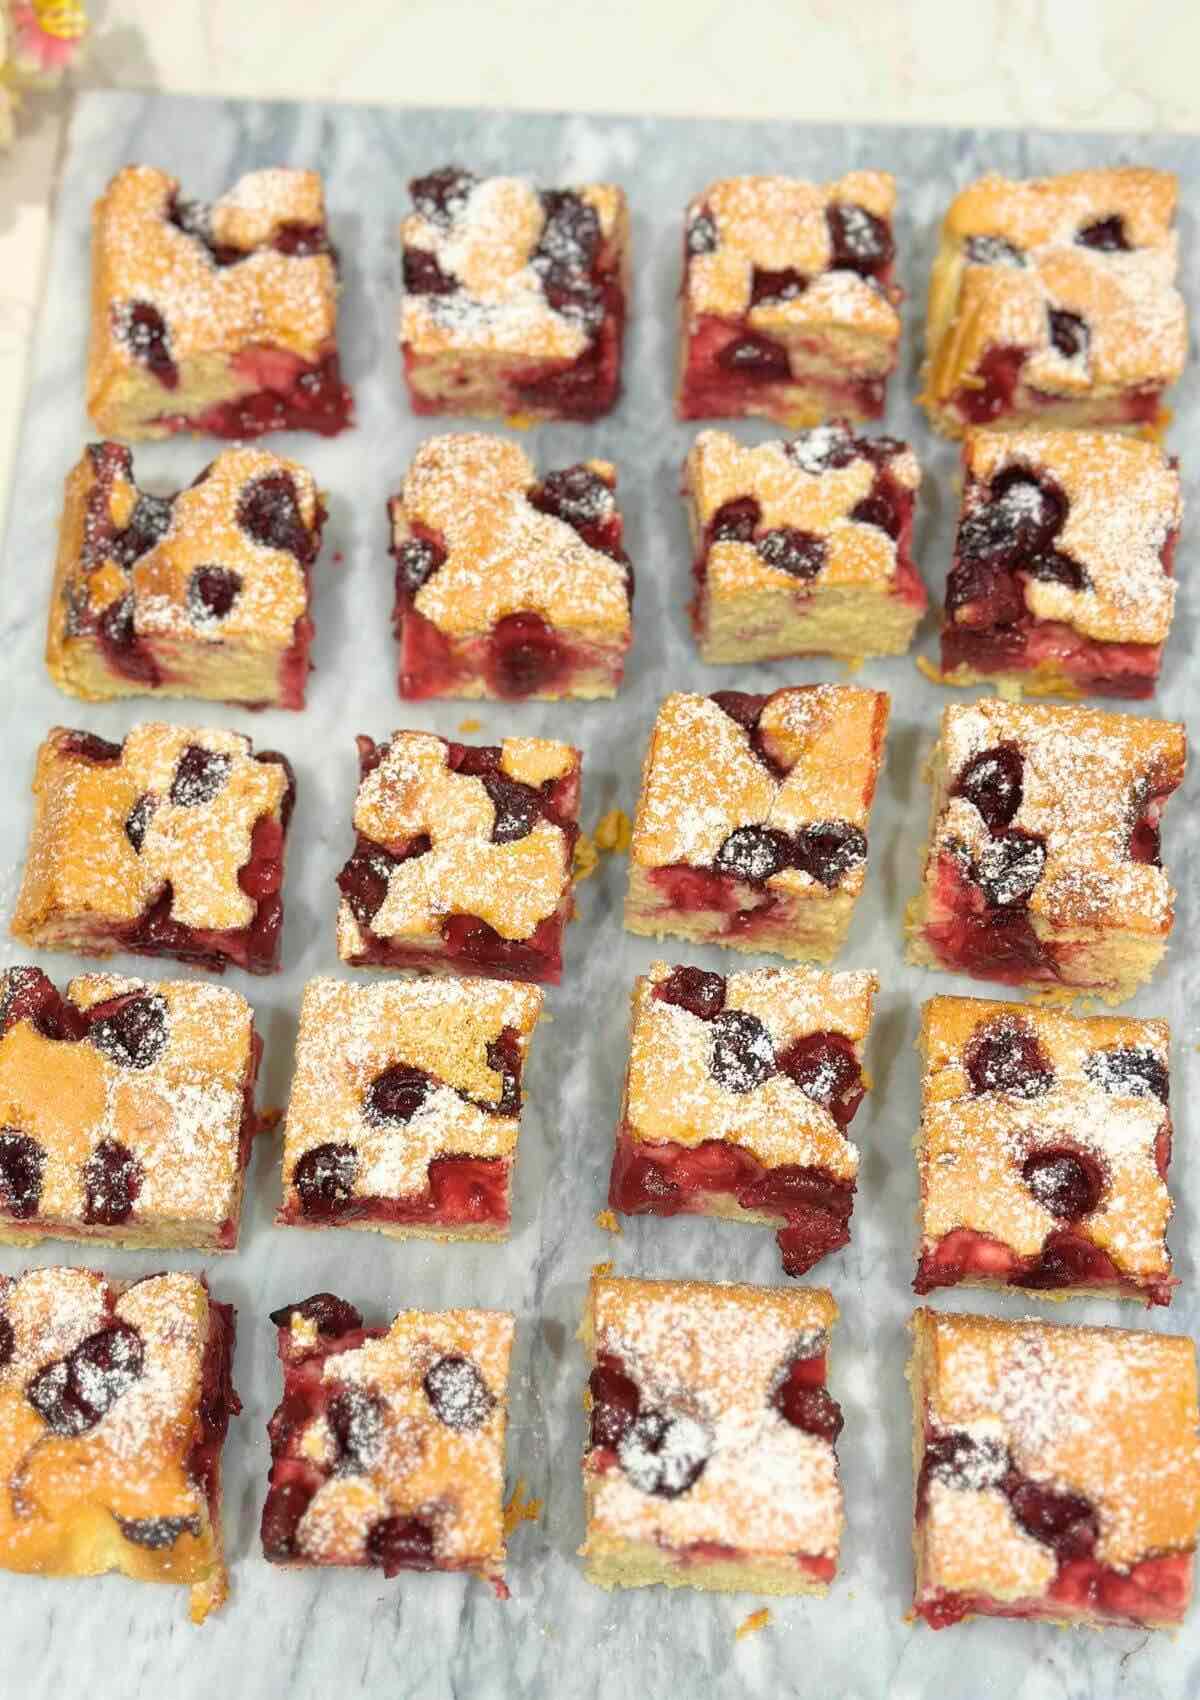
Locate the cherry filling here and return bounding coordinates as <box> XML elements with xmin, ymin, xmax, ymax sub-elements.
<box><xmin>27</xmin><ymin>1319</ymin><xmax>145</xmax><ymax>1436</ymax></box>
<box><xmin>772</xmin><ymin>1352</ymin><xmax>844</xmax><ymax>1442</ymax></box>
<box><xmin>826</xmin><ymin>202</ymin><xmax>894</xmax><ymax>279</ymax></box>
<box><xmin>1084</xmin><ymin>1044</ymin><xmax>1168</xmax><ymax>1103</ymax></box>
<box><xmin>750</xmin><ymin>267</ymin><xmax>808</xmax><ymax>305</ymax></box>
<box><xmin>913</xmin><ymin>1221</ymin><xmax>1156</xmax><ymax>1300</ymax></box>
<box><xmin>951</xmin><ymin>742</ymin><xmax>1024</xmax><ymax>833</ymax></box>
<box><xmin>169</xmin><ymin>194</ymin><xmax>332</xmax><ymax>267</ymax></box>
<box><xmin>1077</xmin><ymin>215</ymin><xmax>1130</xmax><ymax>252</ymax></box>
<box><xmin>923</xmin><ymin>847</ymin><xmax>1054</xmax><ymax>985</ymax></box>
<box><xmin>962</xmin><ymin>1014</ymin><xmax>1053</xmax><ymax>1098</ymax></box>
<box><xmin>527</xmin><ymin>464</ymin><xmax>631</xmax><ymax>592</ymax></box>
<box><xmin>945</xmin><ymin>469</ymin><xmax>1085</xmax><ymax>643</ymax></box>
<box><xmin>716</xmin><ymin>331</ymin><xmax>791</xmax><ymax>382</ymax></box>
<box><xmin>410</xmin><ymin>167</ymin><xmax>477</xmax><ymax>224</ymax></box>
<box><xmin>484</xmin><ymin>611</ymin><xmax>570</xmax><ymax>700</ymax></box>
<box><xmin>652</xmin><ymin>965</ymin><xmax>727</xmax><ymax>1021</ymax></box>
<box><xmin>0</xmin><ymin>1131</ymin><xmax>44</xmax><ymax>1219</ymax></box>
<box><xmin>115</xmin><ymin>301</ymin><xmax>178</xmax><ymax>388</ymax></box>
<box><xmin>1021</xmin><ymin>1149</ymin><xmax>1106</xmax><ymax>1220</ymax></box>
<box><xmin>158</xmin><ymin>348</ymin><xmax>352</xmax><ymax>439</ymax></box>
<box><xmin>776</xmin><ymin>1031</ymin><xmax>865</xmax><ymax>1126</ymax></box>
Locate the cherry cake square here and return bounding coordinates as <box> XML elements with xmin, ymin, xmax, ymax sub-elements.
<box><xmin>922</xmin><ymin>167</ymin><xmax>1186</xmax><ymax>438</ymax></box>
<box><xmin>609</xmin><ymin>961</ymin><xmax>876</xmax><ymax>1276</ymax></box>
<box><xmin>86</xmin><ymin>165</ymin><xmax>353</xmax><ymax>441</ymax></box>
<box><xmin>11</xmin><ymin>723</ymin><xmax>295</xmax><ymax>976</ymax></box>
<box><xmin>905</xmin><ymin>699</ymin><xmax>1185</xmax><ymax>1003</ymax></box>
<box><xmin>910</xmin><ymin>1308</ymin><xmax>1200</xmax><ymax>1630</ymax></box>
<box><xmin>684</xmin><ymin>424</ymin><xmax>926</xmax><ymax>664</ymax></box>
<box><xmin>937</xmin><ymin>427</ymin><xmax>1180</xmax><ymax>701</ymax></box>
<box><xmin>336</xmin><ymin>730</ymin><xmax>580</xmax><ymax>985</ymax></box>
<box><xmin>0</xmin><ymin>966</ymin><xmax>260</xmax><ymax>1251</ymax></box>
<box><xmin>914</xmin><ymin>994</ymin><xmax>1174</xmax><ymax>1305</ymax></box>
<box><xmin>0</xmin><ymin>1266</ymin><xmax>239</xmax><ymax>1622</ymax></box>
<box><xmin>399</xmin><ymin>167</ymin><xmax>629</xmax><ymax>422</ymax></box>
<box><xmin>390</xmin><ymin>433</ymin><xmax>633</xmax><ymax>700</ymax></box>
<box><xmin>278</xmin><ymin>975</ymin><xmax>543</xmax><ymax>1241</ymax></box>
<box><xmin>677</xmin><ymin>173</ymin><xmax>902</xmax><ymax>425</ymax></box>
<box><xmin>261</xmin><ymin>1292</ymin><xmax>514</xmax><ymax>1593</ymax></box>
<box><xmin>580</xmin><ymin>1273</ymin><xmax>844</xmax><ymax>1595</ymax></box>
<box><xmin>47</xmin><ymin>441</ymin><xmax>327</xmax><ymax>709</ymax></box>
<box><xmin>624</xmin><ymin>686</ymin><xmax>889</xmax><ymax>962</ymax></box>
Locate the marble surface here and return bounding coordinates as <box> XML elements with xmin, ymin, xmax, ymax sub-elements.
<box><xmin>1</xmin><ymin>89</ymin><xmax>1199</xmax><ymax>1700</ymax></box>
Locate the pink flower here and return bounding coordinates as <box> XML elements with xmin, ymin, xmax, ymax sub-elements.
<box><xmin>9</xmin><ymin>1</ymin><xmax>88</xmax><ymax>76</ymax></box>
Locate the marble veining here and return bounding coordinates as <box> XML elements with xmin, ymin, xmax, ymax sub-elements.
<box><xmin>0</xmin><ymin>91</ymin><xmax>1197</xmax><ymax>1700</ymax></box>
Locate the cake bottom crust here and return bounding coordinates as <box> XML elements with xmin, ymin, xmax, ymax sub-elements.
<box><xmin>46</xmin><ymin>628</ymin><xmax>311</xmax><ymax>711</ymax></box>
<box><xmin>697</xmin><ymin>581</ymin><xmax>924</xmax><ymax>665</ymax></box>
<box><xmin>625</xmin><ymin>862</ymin><xmax>854</xmax><ymax>965</ymax></box>
<box><xmin>581</xmin><ymin>1530</ymin><xmax>833</xmax><ymax>1598</ymax></box>
<box><xmin>92</xmin><ymin>345</ymin><xmax>353</xmax><ymax>442</ymax></box>
<box><xmin>921</xmin><ymin>347</ymin><xmax>1167</xmax><ymax>442</ymax></box>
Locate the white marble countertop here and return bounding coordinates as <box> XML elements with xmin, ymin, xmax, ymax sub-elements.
<box><xmin>1</xmin><ymin>0</ymin><xmax>1199</xmax><ymax>541</ymax></box>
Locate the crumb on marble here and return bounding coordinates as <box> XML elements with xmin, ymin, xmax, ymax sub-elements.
<box><xmin>736</xmin><ymin>1608</ymin><xmax>771</xmax><ymax>1640</ymax></box>
<box><xmin>458</xmin><ymin>716</ymin><xmax>483</xmax><ymax>733</ymax></box>
<box><xmin>595</xmin><ymin>1208</ymin><xmax>622</xmax><ymax>1235</ymax></box>
<box><xmin>502</xmin><ymin>1476</ymin><xmax>543</xmax><ymax>1536</ymax></box>
<box><xmin>594</xmin><ymin>808</ymin><xmax>632</xmax><ymax>853</ymax></box>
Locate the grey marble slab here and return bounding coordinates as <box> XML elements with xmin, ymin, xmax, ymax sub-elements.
<box><xmin>0</xmin><ymin>89</ymin><xmax>1199</xmax><ymax>1700</ymax></box>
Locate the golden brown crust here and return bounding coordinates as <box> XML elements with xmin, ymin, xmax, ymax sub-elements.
<box><xmin>957</xmin><ymin>429</ymin><xmax>1179</xmax><ymax>646</ymax></box>
<box><xmin>279</xmin><ymin>976</ymin><xmax>543</xmax><ymax>1221</ymax></box>
<box><xmin>911</xmin><ymin>1308</ymin><xmax>1200</xmax><ymax>1585</ymax></box>
<box><xmin>46</xmin><ymin>443</ymin><xmax>322</xmax><ymax>703</ymax></box>
<box><xmin>917</xmin><ymin>994</ymin><xmax>1172</xmax><ymax>1284</ymax></box>
<box><xmin>390</xmin><ymin>434</ymin><xmax>630</xmax><ymax>642</ymax></box>
<box><xmin>923</xmin><ymin>168</ymin><xmax>1186</xmax><ymax>433</ymax></box>
<box><xmin>278</xmin><ymin>1304</ymin><xmax>513</xmax><ymax>1579</ymax></box>
<box><xmin>11</xmin><ymin>723</ymin><xmax>290</xmax><ymax>941</ymax></box>
<box><xmin>87</xmin><ymin>166</ymin><xmax>339</xmax><ymax>435</ymax></box>
<box><xmin>0</xmin><ymin>1267</ymin><xmax>229</xmax><ymax>1618</ymax></box>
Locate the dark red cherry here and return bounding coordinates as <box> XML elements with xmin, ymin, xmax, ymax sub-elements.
<box><xmin>409</xmin><ymin>167</ymin><xmax>477</xmax><ymax>224</ymax></box>
<box><xmin>774</xmin><ymin>1377</ymin><xmax>844</xmax><ymax>1443</ymax></box>
<box><xmin>327</xmin><ymin>1385</ymin><xmax>387</xmax><ymax>1473</ymax></box>
<box><xmin>618</xmin><ymin>1409</ymin><xmax>710</xmax><ymax>1499</ymax></box>
<box><xmin>1049</xmin><ymin>309</ymin><xmax>1088</xmax><ymax>359</ymax></box>
<box><xmin>714</xmin><ymin>824</ymin><xmax>791</xmax><ymax>884</ymax></box>
<box><xmin>260</xmin><ymin>1480</ymin><xmax>315</xmax><ymax>1561</ymax></box>
<box><xmin>484</xmin><ymin>1029</ymin><xmax>523</xmax><ymax>1117</ymax></box>
<box><xmin>27</xmin><ymin>1321</ymin><xmax>144</xmax><ymax>1436</ymax></box>
<box><xmin>423</xmin><ymin>1354</ymin><xmax>495</xmax><ymax>1430</ymax></box>
<box><xmin>709</xmin><ymin>1009</ymin><xmax>776</xmax><ymax>1094</ymax></box>
<box><xmin>111</xmin><ymin>494</ymin><xmax>173</xmax><ymax>568</ymax></box>
<box><xmin>293</xmin><ymin>1142</ymin><xmax>358</xmax><ymax>1217</ymax></box>
<box><xmin>394</xmin><ymin>537</ymin><xmax>446</xmax><ymax>596</ymax></box>
<box><xmin>533</xmin><ymin>190</ymin><xmax>600</xmax><ymax>285</ymax></box>
<box><xmin>117</xmin><ymin>301</ymin><xmax>177</xmax><ymax>387</ymax></box>
<box><xmin>402</xmin><ymin>249</ymin><xmax>458</xmax><ymax>295</ymax></box>
<box><xmin>951</xmin><ymin>743</ymin><xmax>1024</xmax><ymax>833</ymax></box>
<box><xmin>60</xmin><ymin>730</ymin><xmax>123</xmax><ymax>764</ymax></box>
<box><xmin>1022</xmin><ymin>1148</ymin><xmax>1105</xmax><ymax>1220</ymax></box>
<box><xmin>756</xmin><ymin>527</ymin><xmax>826</xmax><ymax>580</ymax></box>
<box><xmin>268</xmin><ymin>1293</ymin><xmax>363</xmax><ymax>1336</ymax></box>
<box><xmin>850</xmin><ymin>487</ymin><xmax>900</xmax><ymax>537</ymax></box>
<box><xmin>1021</xmin><ymin>1229</ymin><xmax>1118</xmax><ymax>1290</ymax></box>
<box><xmin>0</xmin><ymin>966</ymin><xmax>86</xmax><ymax>1041</ymax></box>
<box><xmin>1027</xmin><ymin>550</ymin><xmax>1089</xmax><ymax>591</ymax></box>
<box><xmin>965</xmin><ymin>235</ymin><xmax>1026</xmax><ymax>267</ymax></box>
<box><xmin>750</xmin><ymin>266</ymin><xmax>808</xmax><ymax>305</ymax></box>
<box><xmin>826</xmin><ymin>203</ymin><xmax>893</xmax><ymax>276</ymax></box>
<box><xmin>170</xmin><ymin>744</ymin><xmax>231</xmax><ymax>807</ymax></box>
<box><xmin>791</xmin><ymin>822</ymin><xmax>867</xmax><ymax>889</ymax></box>
<box><xmin>237</xmin><ymin>471</ymin><xmax>311</xmax><ymax>560</ymax></box>
<box><xmin>963</xmin><ymin>1017</ymin><xmax>1053</xmax><ymax>1098</ymax></box>
<box><xmin>1008</xmin><ymin>1480</ymin><xmax>1098</xmax><ymax>1559</ymax></box>
<box><xmin>366</xmin><ymin>1515</ymin><xmax>436</xmax><ymax>1574</ymax></box>
<box><xmin>957</xmin><ymin>474</ymin><xmax>1066</xmax><ymax>572</ymax></box>
<box><xmin>1077</xmin><ymin>216</ymin><xmax>1129</xmax><ymax>252</ymax></box>
<box><xmin>88</xmin><ymin>992</ymin><xmax>168</xmax><ymax>1069</ymax></box>
<box><xmin>187</xmin><ymin>566</ymin><xmax>242</xmax><ymax>622</ymax></box>
<box><xmin>589</xmin><ymin>1359</ymin><xmax>641</xmax><ymax>1449</ymax></box>
<box><xmin>653</xmin><ymin>965</ymin><xmax>726</xmax><ymax>1021</ymax></box>
<box><xmin>709</xmin><ymin>690</ymin><xmax>767</xmax><ymax>734</ymax></box>
<box><xmin>527</xmin><ymin>465</ymin><xmax>614</xmax><ymax>540</ymax></box>
<box><xmin>716</xmin><ymin>332</ymin><xmax>790</xmax><ymax>380</ymax></box>
<box><xmin>363</xmin><ymin>1063</ymin><xmax>432</xmax><ymax>1125</ymax></box>
<box><xmin>480</xmin><ymin>774</ymin><xmax>539</xmax><ymax>844</ymax></box>
<box><xmin>786</xmin><ymin>424</ymin><xmax>858</xmax><ymax>473</ymax></box>
<box><xmin>776</xmin><ymin>1032</ymin><xmax>864</xmax><ymax>1126</ymax></box>
<box><xmin>336</xmin><ymin>845</ymin><xmax>407</xmax><ymax>926</ymax></box>
<box><xmin>708</xmin><ymin>496</ymin><xmax>761</xmax><ymax>544</ymax></box>
<box><xmin>487</xmin><ymin>611</ymin><xmax>567</xmax><ymax>699</ymax></box>
<box><xmin>920</xmin><ymin>1429</ymin><xmax>1010</xmax><ymax>1507</ymax></box>
<box><xmin>0</xmin><ymin>1131</ymin><xmax>44</xmax><ymax>1219</ymax></box>
<box><xmin>0</xmin><ymin>1316</ymin><xmax>12</xmax><ymax>1369</ymax></box>
<box><xmin>686</xmin><ymin>210</ymin><xmax>718</xmax><ymax>255</ymax></box>
<box><xmin>273</xmin><ymin>221</ymin><xmax>328</xmax><ymax>258</ymax></box>
<box><xmin>118</xmin><ymin>1514</ymin><xmax>201</xmax><ymax>1549</ymax></box>
<box><xmin>82</xmin><ymin>1137</ymin><xmax>143</xmax><ymax>1225</ymax></box>
<box><xmin>973</xmin><ymin>831</ymin><xmax>1046</xmax><ymax>907</ymax></box>
<box><xmin>1084</xmin><ymin>1046</ymin><xmax>1168</xmax><ymax>1103</ymax></box>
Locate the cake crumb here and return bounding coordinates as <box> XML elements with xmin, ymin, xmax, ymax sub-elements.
<box><xmin>915</xmin><ymin>656</ymin><xmax>947</xmax><ymax>685</ymax></box>
<box><xmin>574</xmin><ymin>834</ymin><xmax>599</xmax><ymax>882</ymax></box>
<box><xmin>457</xmin><ymin>717</ymin><xmax>483</xmax><ymax>734</ymax></box>
<box><xmin>591</xmin><ymin>1260</ymin><xmax>615</xmax><ymax>1278</ymax></box>
<box><xmin>502</xmin><ymin>1476</ymin><xmax>542</xmax><ymax>1536</ymax></box>
<box><xmin>841</xmin><ymin>656</ymin><xmax>865</xmax><ymax>675</ymax></box>
<box><xmin>258</xmin><ymin>1106</ymin><xmax>284</xmax><ymax>1134</ymax></box>
<box><xmin>736</xmin><ymin>1608</ymin><xmax>771</xmax><ymax>1640</ymax></box>
<box><xmin>594</xmin><ymin>808</ymin><xmax>632</xmax><ymax>853</ymax></box>
<box><xmin>595</xmin><ymin>1209</ymin><xmax>622</xmax><ymax>1235</ymax></box>
<box><xmin>504</xmin><ymin>412</ymin><xmax>538</xmax><ymax>431</ymax></box>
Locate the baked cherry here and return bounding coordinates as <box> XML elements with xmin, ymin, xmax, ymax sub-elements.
<box><xmin>774</xmin><ymin>1378</ymin><xmax>843</xmax><ymax>1443</ymax></box>
<box><xmin>1021</xmin><ymin>1230</ymin><xmax>1119</xmax><ymax>1290</ymax></box>
<box><xmin>963</xmin><ymin>1016</ymin><xmax>1053</xmax><ymax>1098</ymax></box>
<box><xmin>27</xmin><ymin>1320</ymin><xmax>145</xmax><ymax>1436</ymax></box>
<box><xmin>1022</xmin><ymin>1148</ymin><xmax>1105</xmax><ymax>1219</ymax></box>
<box><xmin>237</xmin><ymin>471</ymin><xmax>311</xmax><ymax>560</ymax></box>
<box><xmin>1026</xmin><ymin>549</ymin><xmax>1089</xmax><ymax>591</ymax></box>
<box><xmin>716</xmin><ymin>332</ymin><xmax>790</xmax><ymax>381</ymax></box>
<box><xmin>1049</xmin><ymin>308</ymin><xmax>1088</xmax><ymax>360</ymax></box>
<box><xmin>336</xmin><ymin>845</ymin><xmax>406</xmax><ymax>926</ymax></box>
<box><xmin>410</xmin><ymin>167</ymin><xmax>477</xmax><ymax>224</ymax></box>
<box><xmin>170</xmin><ymin>744</ymin><xmax>231</xmax><ymax>807</ymax></box>
<box><xmin>965</xmin><ymin>235</ymin><xmax>1026</xmax><ymax>267</ymax></box>
<box><xmin>82</xmin><ymin>1138</ymin><xmax>143</xmax><ymax>1225</ymax></box>
<box><xmin>89</xmin><ymin>992</ymin><xmax>168</xmax><ymax>1069</ymax></box>
<box><xmin>484</xmin><ymin>1029</ymin><xmax>523</xmax><ymax>1117</ymax></box>
<box><xmin>486</xmin><ymin>611</ymin><xmax>567</xmax><ymax>699</ymax></box>
<box><xmin>0</xmin><ymin>1131</ymin><xmax>44</xmax><ymax>1219</ymax></box>
<box><xmin>653</xmin><ymin>965</ymin><xmax>726</xmax><ymax>1021</ymax></box>
<box><xmin>527</xmin><ymin>465</ymin><xmax>615</xmax><ymax>542</ymax></box>
<box><xmin>269</xmin><ymin>1293</ymin><xmax>364</xmax><ymax>1336</ymax></box>
<box><xmin>59</xmin><ymin>731</ymin><xmax>123</xmax><ymax>765</ymax></box>
<box><xmin>117</xmin><ymin>1514</ymin><xmax>201</xmax><ymax>1549</ymax></box>
<box><xmin>617</xmin><ymin>1408</ymin><xmax>710</xmax><ymax>1499</ymax></box>
<box><xmin>709</xmin><ymin>1009</ymin><xmax>776</xmax><ymax>1094</ymax></box>
<box><xmin>117</xmin><ymin>300</ymin><xmax>177</xmax><ymax>388</ymax></box>
<box><xmin>686</xmin><ymin>210</ymin><xmax>718</xmax><ymax>255</ymax></box>
<box><xmin>294</xmin><ymin>1142</ymin><xmax>358</xmax><ymax>1217</ymax></box>
<box><xmin>533</xmin><ymin>190</ymin><xmax>600</xmax><ymax>287</ymax></box>
<box><xmin>757</xmin><ymin>526</ymin><xmax>827</xmax><ymax>580</ymax></box>
<box><xmin>714</xmin><ymin>824</ymin><xmax>791</xmax><ymax>884</ymax></box>
<box><xmin>750</xmin><ymin>266</ymin><xmax>808</xmax><ymax>305</ymax></box>
<box><xmin>951</xmin><ymin>744</ymin><xmax>1024</xmax><ymax>834</ymax></box>
<box><xmin>1008</xmin><ymin>1479</ymin><xmax>1098</xmax><ymax>1559</ymax></box>
<box><xmin>791</xmin><ymin>821</ymin><xmax>867</xmax><ymax>889</ymax></box>
<box><xmin>776</xmin><ymin>1032</ymin><xmax>864</xmax><ymax>1126</ymax></box>
<box><xmin>423</xmin><ymin>1353</ymin><xmax>495</xmax><ymax>1431</ymax></box>
<box><xmin>327</xmin><ymin>1385</ymin><xmax>386</xmax><ymax>1473</ymax></box>
<box><xmin>850</xmin><ymin>486</ymin><xmax>900</xmax><ymax>537</ymax></box>
<box><xmin>394</xmin><ymin>537</ymin><xmax>446</xmax><ymax>596</ymax></box>
<box><xmin>1077</xmin><ymin>215</ymin><xmax>1130</xmax><ymax>252</ymax></box>
<box><xmin>709</xmin><ymin>689</ymin><xmax>767</xmax><ymax>734</ymax></box>
<box><xmin>480</xmin><ymin>774</ymin><xmax>539</xmax><ymax>844</ymax></box>
<box><xmin>273</xmin><ymin>221</ymin><xmax>329</xmax><ymax>258</ymax></box>
<box><xmin>787</xmin><ymin>424</ymin><xmax>858</xmax><ymax>474</ymax></box>
<box><xmin>187</xmin><ymin>565</ymin><xmax>243</xmax><ymax>622</ymax></box>
<box><xmin>0</xmin><ymin>1316</ymin><xmax>12</xmax><ymax>1369</ymax></box>
<box><xmin>827</xmin><ymin>203</ymin><xmax>893</xmax><ymax>277</ymax></box>
<box><xmin>708</xmin><ymin>496</ymin><xmax>761</xmax><ymax>543</ymax></box>
<box><xmin>0</xmin><ymin>967</ymin><xmax>87</xmax><ymax>1041</ymax></box>
<box><xmin>1084</xmin><ymin>1045</ymin><xmax>1168</xmax><ymax>1103</ymax></box>
<box><xmin>260</xmin><ymin>1480</ymin><xmax>315</xmax><ymax>1561</ymax></box>
<box><xmin>972</xmin><ymin>830</ymin><xmax>1046</xmax><ymax>907</ymax></box>
<box><xmin>403</xmin><ymin>249</ymin><xmax>459</xmax><ymax>296</ymax></box>
<box><xmin>111</xmin><ymin>493</ymin><xmax>173</xmax><ymax>568</ymax></box>
<box><xmin>957</xmin><ymin>474</ymin><xmax>1067</xmax><ymax>578</ymax></box>
<box><xmin>363</xmin><ymin>1063</ymin><xmax>432</xmax><ymax>1125</ymax></box>
<box><xmin>367</xmin><ymin>1515</ymin><xmax>436</xmax><ymax>1574</ymax></box>
<box><xmin>920</xmin><ymin>1428</ymin><xmax>1010</xmax><ymax>1504</ymax></box>
<box><xmin>589</xmin><ymin>1359</ymin><xmax>640</xmax><ymax>1449</ymax></box>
